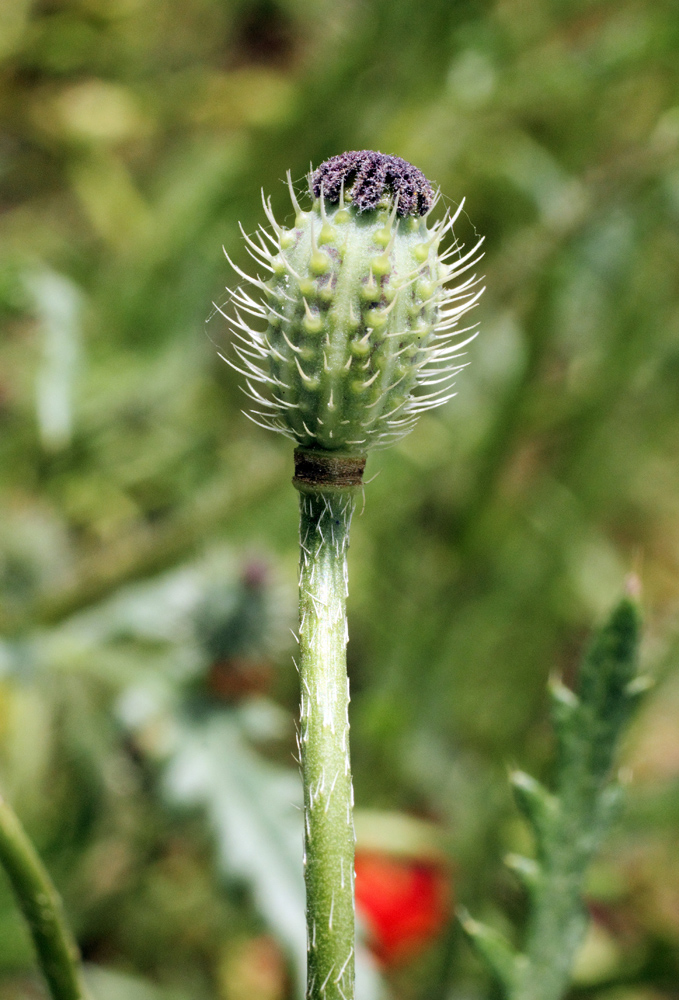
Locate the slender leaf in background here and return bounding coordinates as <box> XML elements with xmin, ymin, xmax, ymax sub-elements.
<box><xmin>462</xmin><ymin>585</ymin><xmax>650</xmax><ymax>1000</ymax></box>
<box><xmin>0</xmin><ymin>791</ymin><xmax>90</xmax><ymax>1000</ymax></box>
<box><xmin>163</xmin><ymin>712</ymin><xmax>306</xmax><ymax>981</ymax></box>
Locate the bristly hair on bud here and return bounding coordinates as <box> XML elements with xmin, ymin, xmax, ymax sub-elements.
<box><xmin>216</xmin><ymin>151</ymin><xmax>484</xmax><ymax>454</ymax></box>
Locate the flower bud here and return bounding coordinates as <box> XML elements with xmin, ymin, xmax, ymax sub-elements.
<box><xmin>221</xmin><ymin>150</ymin><xmax>483</xmax><ymax>454</ymax></box>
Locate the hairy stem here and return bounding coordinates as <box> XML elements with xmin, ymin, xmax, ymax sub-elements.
<box><xmin>0</xmin><ymin>791</ymin><xmax>89</xmax><ymax>1000</ymax></box>
<box><xmin>296</xmin><ymin>474</ymin><xmax>358</xmax><ymax>1000</ymax></box>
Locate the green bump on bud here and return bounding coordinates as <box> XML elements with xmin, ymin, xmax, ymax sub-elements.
<box><xmin>302</xmin><ymin>301</ymin><xmax>324</xmax><ymax>334</ymax></box>
<box><xmin>222</xmin><ymin>151</ymin><xmax>484</xmax><ymax>454</ymax></box>
<box><xmin>310</xmin><ymin>250</ymin><xmax>330</xmax><ymax>275</ymax></box>
<box><xmin>319</xmin><ymin>223</ymin><xmax>337</xmax><ymax>244</ymax></box>
<box><xmin>350</xmin><ymin>337</ymin><xmax>371</xmax><ymax>358</ymax></box>
<box><xmin>345</xmin><ymin>304</ymin><xmax>361</xmax><ymax>331</ymax></box>
<box><xmin>371</xmin><ymin>254</ymin><xmax>391</xmax><ymax>277</ymax></box>
<box><xmin>366</xmin><ymin>307</ymin><xmax>388</xmax><ymax>328</ymax></box>
<box><xmin>373</xmin><ymin>226</ymin><xmax>392</xmax><ymax>247</ymax></box>
<box><xmin>271</xmin><ymin>256</ymin><xmax>287</xmax><ymax>277</ymax></box>
<box><xmin>298</xmin><ymin>277</ymin><xmax>316</xmax><ymax>298</ymax></box>
<box><xmin>360</xmin><ymin>276</ymin><xmax>379</xmax><ymax>302</ymax></box>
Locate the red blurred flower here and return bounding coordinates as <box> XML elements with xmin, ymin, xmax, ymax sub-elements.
<box><xmin>354</xmin><ymin>849</ymin><xmax>452</xmax><ymax>966</ymax></box>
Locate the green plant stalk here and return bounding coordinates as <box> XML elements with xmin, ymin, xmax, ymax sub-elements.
<box><xmin>224</xmin><ymin>152</ymin><xmax>482</xmax><ymax>999</ymax></box>
<box><xmin>0</xmin><ymin>792</ymin><xmax>89</xmax><ymax>1000</ymax></box>
<box><xmin>296</xmin><ymin>480</ymin><xmax>358</xmax><ymax>1000</ymax></box>
<box><xmin>461</xmin><ymin>593</ymin><xmax>646</xmax><ymax>1000</ymax></box>
<box><xmin>510</xmin><ymin>596</ymin><xmax>643</xmax><ymax>1000</ymax></box>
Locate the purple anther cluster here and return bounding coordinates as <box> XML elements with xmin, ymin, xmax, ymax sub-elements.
<box><xmin>311</xmin><ymin>150</ymin><xmax>434</xmax><ymax>217</ymax></box>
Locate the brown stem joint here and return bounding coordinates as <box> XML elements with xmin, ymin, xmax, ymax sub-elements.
<box><xmin>293</xmin><ymin>448</ymin><xmax>366</xmax><ymax>491</ymax></box>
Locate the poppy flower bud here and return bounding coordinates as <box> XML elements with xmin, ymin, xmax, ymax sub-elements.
<box><xmin>221</xmin><ymin>150</ymin><xmax>483</xmax><ymax>454</ymax></box>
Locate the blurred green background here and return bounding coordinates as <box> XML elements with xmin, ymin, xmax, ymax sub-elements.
<box><xmin>1</xmin><ymin>0</ymin><xmax>679</xmax><ymax>998</ymax></box>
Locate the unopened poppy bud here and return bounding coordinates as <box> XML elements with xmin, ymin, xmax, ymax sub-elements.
<box><xmin>221</xmin><ymin>150</ymin><xmax>484</xmax><ymax>454</ymax></box>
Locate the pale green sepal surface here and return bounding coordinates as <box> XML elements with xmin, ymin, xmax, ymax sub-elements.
<box><xmin>266</xmin><ymin>202</ymin><xmax>443</xmax><ymax>453</ymax></box>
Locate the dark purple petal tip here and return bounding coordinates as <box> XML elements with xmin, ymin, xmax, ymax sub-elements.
<box><xmin>311</xmin><ymin>150</ymin><xmax>434</xmax><ymax>217</ymax></box>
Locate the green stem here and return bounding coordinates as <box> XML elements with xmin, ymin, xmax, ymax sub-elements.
<box><xmin>461</xmin><ymin>593</ymin><xmax>645</xmax><ymax>1000</ymax></box>
<box><xmin>296</xmin><ymin>479</ymin><xmax>358</xmax><ymax>1000</ymax></box>
<box><xmin>0</xmin><ymin>792</ymin><xmax>90</xmax><ymax>1000</ymax></box>
<box><xmin>511</xmin><ymin>596</ymin><xmax>642</xmax><ymax>1000</ymax></box>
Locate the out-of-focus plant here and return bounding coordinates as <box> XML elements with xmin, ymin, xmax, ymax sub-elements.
<box><xmin>0</xmin><ymin>791</ymin><xmax>90</xmax><ymax>1000</ymax></box>
<box><xmin>461</xmin><ymin>585</ymin><xmax>649</xmax><ymax>999</ymax></box>
<box><xmin>0</xmin><ymin>555</ymin><xmax>304</xmax><ymax>999</ymax></box>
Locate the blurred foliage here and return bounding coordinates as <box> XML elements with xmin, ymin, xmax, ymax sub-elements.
<box><xmin>1</xmin><ymin>0</ymin><xmax>679</xmax><ymax>998</ymax></box>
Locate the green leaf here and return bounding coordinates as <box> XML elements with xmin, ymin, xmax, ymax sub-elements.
<box><xmin>163</xmin><ymin>713</ymin><xmax>307</xmax><ymax>991</ymax></box>
<box><xmin>464</xmin><ymin>593</ymin><xmax>646</xmax><ymax>1000</ymax></box>
<box><xmin>459</xmin><ymin>908</ymin><xmax>520</xmax><ymax>992</ymax></box>
<box><xmin>509</xmin><ymin>771</ymin><xmax>557</xmax><ymax>844</ymax></box>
